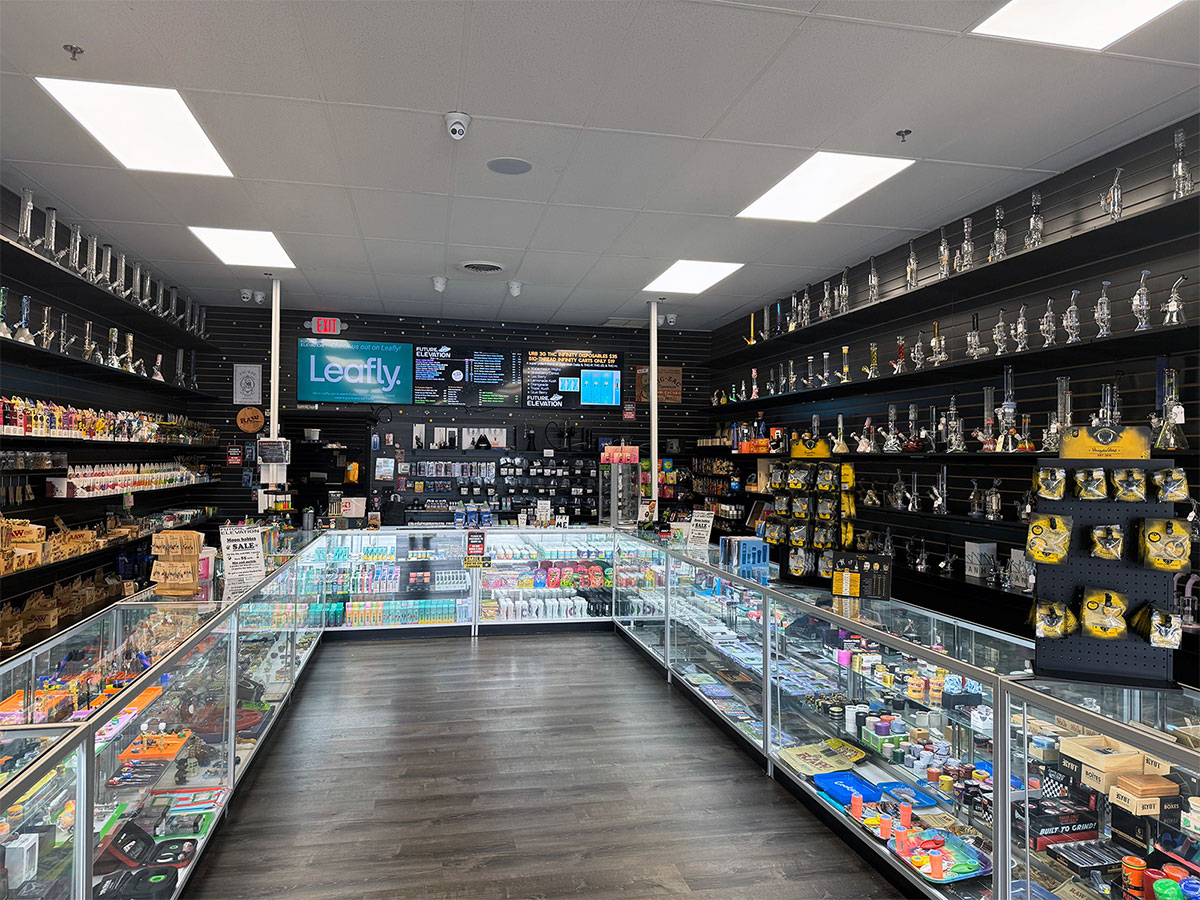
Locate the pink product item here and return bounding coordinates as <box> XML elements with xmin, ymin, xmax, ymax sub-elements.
<box><xmin>96</xmin><ymin>708</ymin><xmax>137</xmax><ymax>743</ymax></box>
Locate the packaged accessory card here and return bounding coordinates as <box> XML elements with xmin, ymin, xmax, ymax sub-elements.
<box><xmin>1026</xmin><ymin>515</ymin><xmax>1072</xmax><ymax>565</ymax></box>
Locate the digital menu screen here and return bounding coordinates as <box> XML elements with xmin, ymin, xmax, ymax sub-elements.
<box><xmin>413</xmin><ymin>344</ymin><xmax>522</xmax><ymax>407</ymax></box>
<box><xmin>523</xmin><ymin>349</ymin><xmax>623</xmax><ymax>408</ymax></box>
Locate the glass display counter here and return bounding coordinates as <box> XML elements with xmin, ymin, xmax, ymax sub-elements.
<box><xmin>613</xmin><ymin>534</ymin><xmax>667</xmax><ymax>662</ymax></box>
<box><xmin>479</xmin><ymin>528</ymin><xmax>614</xmax><ymax>626</ymax></box>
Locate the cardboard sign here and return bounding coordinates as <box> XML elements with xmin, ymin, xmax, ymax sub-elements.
<box><xmin>219</xmin><ymin>525</ymin><xmax>266</xmax><ymax>587</ymax></box>
<box><xmin>635</xmin><ymin>366</ymin><xmax>683</xmax><ymax>404</ymax></box>
<box><xmin>686</xmin><ymin>510</ymin><xmax>715</xmax><ymax>549</ymax></box>
<box><xmin>535</xmin><ymin>500</ymin><xmax>552</xmax><ymax>525</ymax></box>
<box><xmin>236</xmin><ymin>407</ymin><xmax>265</xmax><ymax>433</ymax></box>
<box><xmin>233</xmin><ymin>364</ymin><xmax>262</xmax><ymax>405</ymax></box>
<box><xmin>637</xmin><ymin>499</ymin><xmax>656</xmax><ymax>523</ymax></box>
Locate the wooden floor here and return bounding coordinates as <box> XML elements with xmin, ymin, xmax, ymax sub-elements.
<box><xmin>184</xmin><ymin>634</ymin><xmax>903</xmax><ymax>900</ymax></box>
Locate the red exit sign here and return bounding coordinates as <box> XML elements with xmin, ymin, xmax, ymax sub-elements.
<box><xmin>304</xmin><ymin>316</ymin><xmax>347</xmax><ymax>335</ymax></box>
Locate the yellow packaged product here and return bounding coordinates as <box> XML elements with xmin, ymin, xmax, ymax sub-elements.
<box><xmin>1110</xmin><ymin>468</ymin><xmax>1147</xmax><ymax>502</ymax></box>
<box><xmin>1089</xmin><ymin>525</ymin><xmax>1124</xmax><ymax>561</ymax></box>
<box><xmin>1152</xmin><ymin>467</ymin><xmax>1189</xmax><ymax>502</ymax></box>
<box><xmin>1027</xmin><ymin>514</ymin><xmax>1072</xmax><ymax>565</ymax></box>
<box><xmin>1140</xmin><ymin>518</ymin><xmax>1191</xmax><ymax>572</ymax></box>
<box><xmin>1074</xmin><ymin>468</ymin><xmax>1107</xmax><ymax>500</ymax></box>
<box><xmin>1035</xmin><ymin>467</ymin><xmax>1067</xmax><ymax>500</ymax></box>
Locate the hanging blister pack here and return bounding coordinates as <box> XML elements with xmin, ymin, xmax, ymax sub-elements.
<box><xmin>1080</xmin><ymin>587</ymin><xmax>1128</xmax><ymax>639</ymax></box>
<box><xmin>1073</xmin><ymin>467</ymin><xmax>1107</xmax><ymax>500</ymax></box>
<box><xmin>1089</xmin><ymin>525</ymin><xmax>1124</xmax><ymax>561</ymax></box>
<box><xmin>1110</xmin><ymin>468</ymin><xmax>1147</xmax><ymax>502</ymax></box>
<box><xmin>1026</xmin><ymin>514</ymin><xmax>1072</xmax><ymax>564</ymax></box>
<box><xmin>1032</xmin><ymin>600</ymin><xmax>1077</xmax><ymax>639</ymax></box>
<box><xmin>1140</xmin><ymin>518</ymin><xmax>1191</xmax><ymax>571</ymax></box>
<box><xmin>1034</xmin><ymin>467</ymin><xmax>1067</xmax><ymax>500</ymax></box>
<box><xmin>1152</xmin><ymin>467</ymin><xmax>1189</xmax><ymax>501</ymax></box>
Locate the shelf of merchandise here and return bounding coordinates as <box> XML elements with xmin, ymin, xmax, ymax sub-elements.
<box><xmin>715</xmin><ymin>324</ymin><xmax>1198</xmax><ymax>411</ymax></box>
<box><xmin>0</xmin><ymin>233</ymin><xmax>213</xmax><ymax>350</ymax></box>
<box><xmin>0</xmin><ymin>432</ymin><xmax>218</xmax><ymax>448</ymax></box>
<box><xmin>711</xmin><ymin>193</ymin><xmax>1199</xmax><ymax>368</ymax></box>
<box><xmin>0</xmin><ymin>337</ymin><xmax>216</xmax><ymax>401</ymax></box>
<box><xmin>44</xmin><ymin>476</ymin><xmax>216</xmax><ymax>502</ymax></box>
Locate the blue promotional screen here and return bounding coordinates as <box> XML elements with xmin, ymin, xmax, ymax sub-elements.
<box><xmin>580</xmin><ymin>369</ymin><xmax>620</xmax><ymax>405</ymax></box>
<box><xmin>297</xmin><ymin>339</ymin><xmax>414</xmax><ymax>404</ymax></box>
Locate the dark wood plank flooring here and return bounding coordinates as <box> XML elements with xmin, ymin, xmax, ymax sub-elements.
<box><xmin>184</xmin><ymin>634</ymin><xmax>902</xmax><ymax>900</ymax></box>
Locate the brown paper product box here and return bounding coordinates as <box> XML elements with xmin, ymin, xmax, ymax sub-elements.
<box><xmin>1060</xmin><ymin>734</ymin><xmax>1143</xmax><ymax>771</ymax></box>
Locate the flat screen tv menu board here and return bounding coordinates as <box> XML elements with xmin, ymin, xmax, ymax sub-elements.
<box><xmin>297</xmin><ymin>339</ymin><xmax>414</xmax><ymax>404</ymax></box>
<box><xmin>523</xmin><ymin>349</ymin><xmax>623</xmax><ymax>408</ymax></box>
<box><xmin>413</xmin><ymin>344</ymin><xmax>522</xmax><ymax>407</ymax></box>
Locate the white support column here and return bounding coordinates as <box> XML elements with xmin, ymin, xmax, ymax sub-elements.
<box><xmin>269</xmin><ymin>277</ymin><xmax>281</xmax><ymax>439</ymax></box>
<box><xmin>648</xmin><ymin>298</ymin><xmax>660</xmax><ymax>510</ymax></box>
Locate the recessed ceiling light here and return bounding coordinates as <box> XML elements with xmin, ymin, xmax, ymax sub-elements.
<box><xmin>972</xmin><ymin>0</ymin><xmax>1186</xmax><ymax>50</ymax></box>
<box><xmin>644</xmin><ymin>260</ymin><xmax>743</xmax><ymax>294</ymax></box>
<box><xmin>737</xmin><ymin>151</ymin><xmax>914</xmax><ymax>222</ymax></box>
<box><xmin>189</xmin><ymin>227</ymin><xmax>295</xmax><ymax>268</ymax></box>
<box><xmin>35</xmin><ymin>77</ymin><xmax>233</xmax><ymax>176</ymax></box>
<box><xmin>487</xmin><ymin>157</ymin><xmax>533</xmax><ymax>175</ymax></box>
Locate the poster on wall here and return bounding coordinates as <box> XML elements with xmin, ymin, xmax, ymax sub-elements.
<box><xmin>523</xmin><ymin>349</ymin><xmax>622</xmax><ymax>408</ymax></box>
<box><xmin>413</xmin><ymin>344</ymin><xmax>523</xmax><ymax>407</ymax></box>
<box><xmin>296</xmin><ymin>339</ymin><xmax>414</xmax><ymax>404</ymax></box>
<box><xmin>635</xmin><ymin>366</ymin><xmax>683</xmax><ymax>403</ymax></box>
<box><xmin>232</xmin><ymin>364</ymin><xmax>262</xmax><ymax>405</ymax></box>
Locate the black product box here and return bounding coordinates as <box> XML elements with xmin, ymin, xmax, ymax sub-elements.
<box><xmin>1110</xmin><ymin>805</ymin><xmax>1153</xmax><ymax>851</ymax></box>
<box><xmin>1056</xmin><ymin>754</ymin><xmax>1084</xmax><ymax>783</ymax></box>
<box><xmin>1166</xmin><ymin>767</ymin><xmax>1200</xmax><ymax>800</ymax></box>
<box><xmin>1013</xmin><ymin>798</ymin><xmax>1098</xmax><ymax>844</ymax></box>
<box><xmin>1158</xmin><ymin>793</ymin><xmax>1183</xmax><ymax>826</ymax></box>
<box><xmin>1047</xmin><ymin>839</ymin><xmax>1125</xmax><ymax>879</ymax></box>
<box><xmin>942</xmin><ymin>690</ymin><xmax>983</xmax><ymax>710</ymax></box>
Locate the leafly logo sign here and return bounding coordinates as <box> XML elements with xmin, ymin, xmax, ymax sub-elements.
<box><xmin>297</xmin><ymin>339</ymin><xmax>414</xmax><ymax>404</ymax></box>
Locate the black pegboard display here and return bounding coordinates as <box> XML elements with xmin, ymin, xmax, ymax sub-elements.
<box><xmin>1032</xmin><ymin>457</ymin><xmax>1180</xmax><ymax>687</ymax></box>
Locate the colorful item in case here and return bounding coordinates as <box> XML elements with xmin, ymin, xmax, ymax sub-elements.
<box><xmin>814</xmin><ymin>770</ymin><xmax>882</xmax><ymax>805</ymax></box>
<box><xmin>1123</xmin><ymin>855</ymin><xmax>1148</xmax><ymax>899</ymax></box>
<box><xmin>886</xmin><ymin>828</ymin><xmax>992</xmax><ymax>884</ymax></box>
<box><xmin>877</xmin><ymin>782</ymin><xmax>938</xmax><ymax>809</ymax></box>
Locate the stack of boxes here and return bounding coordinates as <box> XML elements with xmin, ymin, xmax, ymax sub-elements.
<box><xmin>150</xmin><ymin>530</ymin><xmax>203</xmax><ymax>597</ymax></box>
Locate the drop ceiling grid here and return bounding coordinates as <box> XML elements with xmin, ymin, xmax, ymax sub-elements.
<box><xmin>1</xmin><ymin>0</ymin><xmax>1198</xmax><ymax>328</ymax></box>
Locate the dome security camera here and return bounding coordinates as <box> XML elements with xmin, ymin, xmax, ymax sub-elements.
<box><xmin>432</xmin><ymin>276</ymin><xmax>447</xmax><ymax>293</ymax></box>
<box><xmin>445</xmin><ymin>112</ymin><xmax>471</xmax><ymax>141</ymax></box>
<box><xmin>665</xmin><ymin>313</ymin><xmax>678</xmax><ymax>326</ymax></box>
<box><xmin>239</xmin><ymin>288</ymin><xmax>252</xmax><ymax>303</ymax></box>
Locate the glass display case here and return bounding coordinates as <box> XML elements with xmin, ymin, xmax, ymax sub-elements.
<box><xmin>613</xmin><ymin>534</ymin><xmax>667</xmax><ymax>662</ymax></box>
<box><xmin>479</xmin><ymin>528</ymin><xmax>614</xmax><ymax>626</ymax></box>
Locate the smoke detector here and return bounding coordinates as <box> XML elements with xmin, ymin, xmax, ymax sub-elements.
<box><xmin>459</xmin><ymin>260</ymin><xmax>504</xmax><ymax>275</ymax></box>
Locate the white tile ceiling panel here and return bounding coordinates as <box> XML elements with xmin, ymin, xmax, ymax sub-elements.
<box><xmin>300</xmin><ymin>268</ymin><xmax>380</xmax><ymax>298</ymax></box>
<box><xmin>914</xmin><ymin>169</ymin><xmax>1044</xmax><ymax>235</ymax></box>
<box><xmin>829</xmin><ymin>160</ymin><xmax>1022</xmax><ymax>230</ymax></box>
<box><xmin>0</xmin><ymin>75</ymin><xmax>117</xmax><ymax>167</ymax></box>
<box><xmin>9</xmin><ymin>162</ymin><xmax>175</xmax><ymax>223</ymax></box>
<box><xmin>446</xmin><ymin>197</ymin><xmax>546</xmax><ymax>249</ymax></box>
<box><xmin>277</xmin><ymin>233</ymin><xmax>370</xmax><ymax>271</ymax></box>
<box><xmin>812</xmin><ymin>0</ymin><xmax>1001</xmax><ymax>32</ymax></box>
<box><xmin>451</xmin><ymin>120</ymin><xmax>580</xmax><ymax>202</ymax></box>
<box><xmin>550</xmin><ymin>131</ymin><xmax>698</xmax><ymax>208</ymax></box>
<box><xmin>752</xmin><ymin>221</ymin><xmax>895</xmax><ymax>267</ymax></box>
<box><xmin>143</xmin><ymin>260</ymin><xmax>248</xmax><ymax>289</ymax></box>
<box><xmin>375</xmin><ymin>273</ymin><xmax>443</xmax><ymax>304</ymax></box>
<box><xmin>829</xmin><ymin>35</ymin><xmax>1200</xmax><ymax>170</ymax></box>
<box><xmin>294</xmin><ymin>1</ymin><xmax>463</xmax><ymax>110</ymax></box>
<box><xmin>87</xmin><ymin>221</ymin><xmax>219</xmax><ymax>264</ymax></box>
<box><xmin>324</xmin><ymin>106</ymin><xmax>451</xmax><ymax>193</ymax></box>
<box><xmin>711</xmin><ymin>18</ymin><xmax>956</xmax><ymax>147</ymax></box>
<box><xmin>363</xmin><ymin>240</ymin><xmax>446</xmax><ymax>277</ymax></box>
<box><xmin>442</xmin><ymin>300</ymin><xmax>509</xmax><ymax>320</ymax></box>
<box><xmin>461</xmin><ymin>1</ymin><xmax>639</xmax><ymax>126</ymax></box>
<box><xmin>550</xmin><ymin>303</ymin><xmax>615</xmax><ymax>324</ymax></box>
<box><xmin>1107</xmin><ymin>1</ymin><xmax>1200</xmax><ymax>66</ymax></box>
<box><xmin>1</xmin><ymin>160</ymin><xmax>86</xmax><ymax>223</ymax></box>
<box><xmin>712</xmin><ymin>263</ymin><xmax>827</xmax><ymax>297</ymax></box>
<box><xmin>562</xmin><ymin>286</ymin><xmax>640</xmax><ymax>310</ymax></box>
<box><xmin>351</xmin><ymin>189</ymin><xmax>449</xmax><ymax>243</ymax></box>
<box><xmin>703</xmin><ymin>0</ymin><xmax>818</xmax><ymax>13</ymax></box>
<box><xmin>608</xmin><ymin>211</ymin><xmax>792</xmax><ymax>259</ymax></box>
<box><xmin>380</xmin><ymin>298</ymin><xmax>443</xmax><ymax>317</ymax></box>
<box><xmin>588</xmin><ymin>2</ymin><xmax>800</xmax><ymax>137</ymax></box>
<box><xmin>286</xmin><ymin>293</ymin><xmax>380</xmax><ymax>312</ymax></box>
<box><xmin>0</xmin><ymin>2</ymin><xmax>173</xmax><ymax>85</ymax></box>
<box><xmin>575</xmin><ymin>255</ymin><xmax>681</xmax><ymax>292</ymax></box>
<box><xmin>514</xmin><ymin>250</ymin><xmax>601</xmax><ymax>286</ymax></box>
<box><xmin>437</xmin><ymin>279</ymin><xmax>511</xmax><ymax>305</ymax></box>
<box><xmin>528</xmin><ymin>205</ymin><xmax>637</xmax><ymax>253</ymax></box>
<box><xmin>134</xmin><ymin>1</ymin><xmax>321</xmax><ymax>98</ymax></box>
<box><xmin>135</xmin><ymin>171</ymin><xmax>269</xmax><ymax>229</ymax></box>
<box><xmin>184</xmin><ymin>93</ymin><xmax>341</xmax><ymax>184</ymax></box>
<box><xmin>242</xmin><ymin>181</ymin><xmax>358</xmax><ymax>236</ymax></box>
<box><xmin>647</xmin><ymin>141</ymin><xmax>813</xmax><ymax>215</ymax></box>
<box><xmin>445</xmin><ymin>244</ymin><xmax>526</xmax><ymax>276</ymax></box>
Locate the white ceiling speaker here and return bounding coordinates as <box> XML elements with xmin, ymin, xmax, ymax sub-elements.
<box><xmin>444</xmin><ymin>111</ymin><xmax>470</xmax><ymax>141</ymax></box>
<box><xmin>459</xmin><ymin>260</ymin><xmax>504</xmax><ymax>274</ymax></box>
<box><xmin>432</xmin><ymin>275</ymin><xmax>447</xmax><ymax>293</ymax></box>
<box><xmin>507</xmin><ymin>280</ymin><xmax>522</xmax><ymax>298</ymax></box>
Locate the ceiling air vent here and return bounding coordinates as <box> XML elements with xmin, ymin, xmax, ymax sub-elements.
<box><xmin>459</xmin><ymin>260</ymin><xmax>504</xmax><ymax>274</ymax></box>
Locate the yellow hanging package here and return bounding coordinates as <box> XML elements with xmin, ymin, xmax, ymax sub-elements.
<box><xmin>1089</xmin><ymin>525</ymin><xmax>1124</xmax><ymax>561</ymax></box>
<box><xmin>1073</xmin><ymin>468</ymin><xmax>1107</xmax><ymax>500</ymax></box>
<box><xmin>1152</xmin><ymin>467</ymin><xmax>1190</xmax><ymax>502</ymax></box>
<box><xmin>1140</xmin><ymin>518</ymin><xmax>1191</xmax><ymax>572</ymax></box>
<box><xmin>1026</xmin><ymin>514</ymin><xmax>1072</xmax><ymax>565</ymax></box>
<box><xmin>1110</xmin><ymin>468</ymin><xmax>1146</xmax><ymax>502</ymax></box>
<box><xmin>1032</xmin><ymin>601</ymin><xmax>1077</xmax><ymax>639</ymax></box>
<box><xmin>1034</xmin><ymin>467</ymin><xmax>1067</xmax><ymax>500</ymax></box>
<box><xmin>1080</xmin><ymin>588</ymin><xmax>1128</xmax><ymax>641</ymax></box>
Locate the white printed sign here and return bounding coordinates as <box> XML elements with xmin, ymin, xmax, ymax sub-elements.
<box><xmin>687</xmin><ymin>510</ymin><xmax>715</xmax><ymax>549</ymax></box>
<box><xmin>219</xmin><ymin>525</ymin><xmax>266</xmax><ymax>588</ymax></box>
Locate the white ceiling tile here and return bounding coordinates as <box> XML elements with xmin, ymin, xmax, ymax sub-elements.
<box><xmin>0</xmin><ymin>75</ymin><xmax>119</xmax><ymax>167</ymax></box>
<box><xmin>300</xmin><ymin>268</ymin><xmax>379</xmax><ymax>298</ymax></box>
<box><xmin>324</xmin><ymin>106</ymin><xmax>450</xmax><ymax>193</ymax></box>
<box><xmin>647</xmin><ymin>142</ymin><xmax>812</xmax><ymax>215</ymax></box>
<box><xmin>451</xmin><ymin>120</ymin><xmax>581</xmax><ymax>202</ymax></box>
<box><xmin>498</xmin><ymin>282</ymin><xmax>570</xmax><ymax>309</ymax></box>
<box><xmin>588</xmin><ymin>3</ymin><xmax>800</xmax><ymax>137</ymax></box>
<box><xmin>715</xmin><ymin>264</ymin><xmax>826</xmax><ymax>297</ymax></box>
<box><xmin>751</xmin><ymin>221</ymin><xmax>896</xmax><ymax>267</ymax></box>
<box><xmin>351</xmin><ymin>189</ymin><xmax>449</xmax><ymax>242</ymax></box>
<box><xmin>608</xmin><ymin>212</ymin><xmax>791</xmax><ymax>260</ymax></box>
<box><xmin>242</xmin><ymin>181</ymin><xmax>358</xmax><ymax>235</ymax></box>
<box><xmin>10</xmin><ymin>162</ymin><xmax>176</xmax><ymax>223</ymax></box>
<box><xmin>135</xmin><ymin>170</ymin><xmax>269</xmax><ymax>229</ymax></box>
<box><xmin>135</xmin><ymin>1</ymin><xmax>321</xmax><ymax>98</ymax></box>
<box><xmin>914</xmin><ymin>170</ymin><xmax>1042</xmax><ymax>234</ymax></box>
<box><xmin>712</xmin><ymin>0</ymin><xmax>817</xmax><ymax>11</ymax></box>
<box><xmin>711</xmin><ymin>18</ymin><xmax>956</xmax><ymax>147</ymax></box>
<box><xmin>87</xmin><ymin>220</ymin><xmax>217</xmax><ymax>264</ymax></box>
<box><xmin>295</xmin><ymin>1</ymin><xmax>464</xmax><ymax>111</ymax></box>
<box><xmin>363</xmin><ymin>239</ymin><xmax>446</xmax><ymax>277</ymax></box>
<box><xmin>145</xmin><ymin>259</ymin><xmax>246</xmax><ymax>288</ymax></box>
<box><xmin>563</xmin><ymin>286</ymin><xmax>639</xmax><ymax>309</ymax></box>
<box><xmin>440</xmin><ymin>280</ymin><xmax>509</xmax><ymax>305</ymax></box>
<box><xmin>528</xmin><ymin>205</ymin><xmax>637</xmax><ymax>253</ymax></box>
<box><xmin>576</xmin><ymin>255</ymin><xmax>680</xmax><ymax>291</ymax></box>
<box><xmin>0</xmin><ymin>2</ymin><xmax>174</xmax><ymax>88</ymax></box>
<box><xmin>812</xmin><ymin>1</ymin><xmax>1001</xmax><ymax>32</ymax></box>
<box><xmin>443</xmin><ymin>301</ymin><xmax>508</xmax><ymax>320</ymax></box>
<box><xmin>550</xmin><ymin>131</ymin><xmax>698</xmax><ymax>208</ymax></box>
<box><xmin>184</xmin><ymin>93</ymin><xmax>341</xmax><ymax>184</ymax></box>
<box><xmin>514</xmin><ymin>250</ymin><xmax>599</xmax><ymax>285</ymax></box>
<box><xmin>446</xmin><ymin>197</ymin><xmax>546</xmax><ymax>249</ymax></box>
<box><xmin>375</xmin><ymin>273</ymin><xmax>443</xmax><ymax>306</ymax></box>
<box><xmin>445</xmin><ymin>244</ymin><xmax>526</xmax><ymax>276</ymax></box>
<box><xmin>1107</xmin><ymin>1</ymin><xmax>1200</xmax><ymax>66</ymax></box>
<box><xmin>278</xmin><ymin>233</ymin><xmax>369</xmax><ymax>270</ymax></box>
<box><xmin>461</xmin><ymin>1</ymin><xmax>639</xmax><ymax>125</ymax></box>
<box><xmin>285</xmin><ymin>293</ymin><xmax>378</xmax><ymax>312</ymax></box>
<box><xmin>550</xmin><ymin>305</ymin><xmax>614</xmax><ymax>325</ymax></box>
<box><xmin>827</xmin><ymin>160</ymin><xmax>1018</xmax><ymax>229</ymax></box>
<box><xmin>1</xmin><ymin>161</ymin><xmax>87</xmax><ymax>223</ymax></box>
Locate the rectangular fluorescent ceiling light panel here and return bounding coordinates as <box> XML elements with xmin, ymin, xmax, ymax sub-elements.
<box><xmin>644</xmin><ymin>260</ymin><xmax>743</xmax><ymax>294</ymax></box>
<box><xmin>737</xmin><ymin>151</ymin><xmax>914</xmax><ymax>222</ymax></box>
<box><xmin>972</xmin><ymin>0</ymin><xmax>1186</xmax><ymax>50</ymax></box>
<box><xmin>35</xmin><ymin>77</ymin><xmax>232</xmax><ymax>176</ymax></box>
<box><xmin>189</xmin><ymin>227</ymin><xmax>296</xmax><ymax>268</ymax></box>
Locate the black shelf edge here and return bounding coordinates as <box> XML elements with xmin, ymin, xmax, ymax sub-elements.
<box><xmin>0</xmin><ymin>235</ymin><xmax>214</xmax><ymax>351</ymax></box>
<box><xmin>711</xmin><ymin>193</ymin><xmax>1199</xmax><ymax>367</ymax></box>
<box><xmin>0</xmin><ymin>337</ymin><xmax>217</xmax><ymax>401</ymax></box>
<box><xmin>713</xmin><ymin>324</ymin><xmax>1199</xmax><ymax>411</ymax></box>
